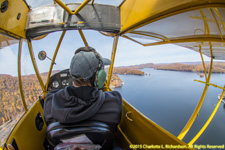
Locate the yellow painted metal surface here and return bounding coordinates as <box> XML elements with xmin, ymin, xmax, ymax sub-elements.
<box><xmin>45</xmin><ymin>31</ymin><xmax>66</xmax><ymax>91</ymax></box>
<box><xmin>1</xmin><ymin>0</ymin><xmax>225</xmax><ymax>148</ymax></box>
<box><xmin>195</xmin><ymin>80</ymin><xmax>225</xmax><ymax>90</ymax></box>
<box><xmin>120</xmin><ymin>0</ymin><xmax>225</xmax><ymax>34</ymax></box>
<box><xmin>78</xmin><ymin>30</ymin><xmax>89</xmax><ymax>47</ymax></box>
<box><xmin>178</xmin><ymin>46</ymin><xmax>214</xmax><ymax>140</ymax></box>
<box><xmin>143</xmin><ymin>38</ymin><xmax>225</xmax><ymax>47</ymax></box>
<box><xmin>118</xmin><ymin>100</ymin><xmax>194</xmax><ymax>149</ymax></box>
<box><xmin>120</xmin><ymin>0</ymin><xmax>225</xmax><ymax>62</ymax></box>
<box><xmin>18</xmin><ymin>39</ymin><xmax>28</xmax><ymax>112</ymax></box>
<box><xmin>54</xmin><ymin>0</ymin><xmax>91</xmax><ymax>15</ymax></box>
<box><xmin>106</xmin><ymin>36</ymin><xmax>119</xmax><ymax>88</ymax></box>
<box><xmin>4</xmin><ymin>100</ymin><xmax>46</xmax><ymax>150</ymax></box>
<box><xmin>188</xmin><ymin>87</ymin><xmax>225</xmax><ymax>145</ymax></box>
<box><xmin>0</xmin><ymin>0</ymin><xmax>29</xmax><ymax>38</ymax></box>
<box><xmin>27</xmin><ymin>40</ymin><xmax>46</xmax><ymax>93</ymax></box>
<box><xmin>199</xmin><ymin>46</ymin><xmax>208</xmax><ymax>82</ymax></box>
<box><xmin>120</xmin><ymin>0</ymin><xmax>189</xmax><ymax>33</ymax></box>
<box><xmin>0</xmin><ymin>34</ymin><xmax>19</xmax><ymax>49</ymax></box>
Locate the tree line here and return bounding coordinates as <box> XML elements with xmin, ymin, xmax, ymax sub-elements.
<box><xmin>154</xmin><ymin>62</ymin><xmax>225</xmax><ymax>73</ymax></box>
<box><xmin>113</xmin><ymin>62</ymin><xmax>225</xmax><ymax>73</ymax></box>
<box><xmin>109</xmin><ymin>67</ymin><xmax>145</xmax><ymax>75</ymax></box>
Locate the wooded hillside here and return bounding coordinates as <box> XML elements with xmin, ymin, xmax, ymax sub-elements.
<box><xmin>154</xmin><ymin>62</ymin><xmax>225</xmax><ymax>73</ymax></box>
<box><xmin>0</xmin><ymin>74</ymin><xmax>43</xmax><ymax>126</ymax></box>
<box><xmin>112</xmin><ymin>67</ymin><xmax>145</xmax><ymax>75</ymax></box>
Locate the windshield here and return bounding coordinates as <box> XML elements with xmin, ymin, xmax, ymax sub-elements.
<box><xmin>0</xmin><ymin>35</ymin><xmax>24</xmax><ymax>146</ymax></box>
<box><xmin>0</xmin><ymin>30</ymin><xmax>115</xmax><ymax>146</ymax></box>
<box><xmin>31</xmin><ymin>30</ymin><xmax>113</xmax><ymax>74</ymax></box>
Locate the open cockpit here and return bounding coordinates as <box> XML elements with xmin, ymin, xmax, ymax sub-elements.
<box><xmin>1</xmin><ymin>0</ymin><xmax>225</xmax><ymax>149</ymax></box>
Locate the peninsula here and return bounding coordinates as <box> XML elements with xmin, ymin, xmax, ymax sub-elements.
<box><xmin>110</xmin><ymin>74</ymin><xmax>123</xmax><ymax>88</ymax></box>
<box><xmin>112</xmin><ymin>67</ymin><xmax>145</xmax><ymax>75</ymax></box>
<box><xmin>106</xmin><ymin>67</ymin><xmax>145</xmax><ymax>88</ymax></box>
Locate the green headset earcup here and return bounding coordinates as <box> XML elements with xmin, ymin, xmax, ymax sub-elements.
<box><xmin>95</xmin><ymin>69</ymin><xmax>107</xmax><ymax>89</ymax></box>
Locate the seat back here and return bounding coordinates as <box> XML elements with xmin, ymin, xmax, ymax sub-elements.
<box><xmin>46</xmin><ymin>121</ymin><xmax>114</xmax><ymax>150</ymax></box>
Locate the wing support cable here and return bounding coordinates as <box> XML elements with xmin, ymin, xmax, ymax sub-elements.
<box><xmin>45</xmin><ymin>31</ymin><xmax>66</xmax><ymax>92</ymax></box>
<box><xmin>177</xmin><ymin>44</ymin><xmax>213</xmax><ymax>140</ymax></box>
<box><xmin>18</xmin><ymin>39</ymin><xmax>28</xmax><ymax>112</ymax></box>
<box><xmin>54</xmin><ymin>0</ymin><xmax>91</xmax><ymax>15</ymax></box>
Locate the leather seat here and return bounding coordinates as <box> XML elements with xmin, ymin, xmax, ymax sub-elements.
<box><xmin>46</xmin><ymin>121</ymin><xmax>114</xmax><ymax>150</ymax></box>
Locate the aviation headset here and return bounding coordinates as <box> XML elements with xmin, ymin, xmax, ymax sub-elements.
<box><xmin>72</xmin><ymin>47</ymin><xmax>107</xmax><ymax>89</ymax></box>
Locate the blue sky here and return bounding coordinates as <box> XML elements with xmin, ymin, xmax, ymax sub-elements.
<box><xmin>0</xmin><ymin>30</ymin><xmax>210</xmax><ymax>76</ymax></box>
<box><xmin>0</xmin><ymin>0</ymin><xmax>214</xmax><ymax>75</ymax></box>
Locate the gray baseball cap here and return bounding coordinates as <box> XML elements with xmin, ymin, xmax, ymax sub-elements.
<box><xmin>69</xmin><ymin>47</ymin><xmax>111</xmax><ymax>81</ymax></box>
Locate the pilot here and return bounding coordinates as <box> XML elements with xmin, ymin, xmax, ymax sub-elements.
<box><xmin>43</xmin><ymin>46</ymin><xmax>122</xmax><ymax>131</ymax></box>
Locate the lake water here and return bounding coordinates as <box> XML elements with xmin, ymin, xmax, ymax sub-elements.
<box><xmin>114</xmin><ymin>68</ymin><xmax>225</xmax><ymax>145</ymax></box>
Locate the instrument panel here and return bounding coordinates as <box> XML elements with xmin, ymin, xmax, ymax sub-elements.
<box><xmin>47</xmin><ymin>69</ymin><xmax>73</xmax><ymax>91</ymax></box>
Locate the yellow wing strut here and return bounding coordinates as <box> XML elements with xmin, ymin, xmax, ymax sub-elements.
<box><xmin>188</xmin><ymin>87</ymin><xmax>225</xmax><ymax>145</ymax></box>
<box><xmin>18</xmin><ymin>39</ymin><xmax>28</xmax><ymax>112</ymax></box>
<box><xmin>78</xmin><ymin>30</ymin><xmax>89</xmax><ymax>47</ymax></box>
<box><xmin>106</xmin><ymin>36</ymin><xmax>119</xmax><ymax>88</ymax></box>
<box><xmin>27</xmin><ymin>40</ymin><xmax>46</xmax><ymax>93</ymax></box>
<box><xmin>178</xmin><ymin>44</ymin><xmax>214</xmax><ymax>140</ymax></box>
<box><xmin>54</xmin><ymin>0</ymin><xmax>91</xmax><ymax>15</ymax></box>
<box><xmin>199</xmin><ymin>45</ymin><xmax>208</xmax><ymax>82</ymax></box>
<box><xmin>45</xmin><ymin>31</ymin><xmax>66</xmax><ymax>92</ymax></box>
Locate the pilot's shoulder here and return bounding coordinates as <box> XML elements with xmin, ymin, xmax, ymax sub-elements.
<box><xmin>104</xmin><ymin>90</ymin><xmax>122</xmax><ymax>102</ymax></box>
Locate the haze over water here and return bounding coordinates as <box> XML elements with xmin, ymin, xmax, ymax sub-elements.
<box><xmin>114</xmin><ymin>68</ymin><xmax>225</xmax><ymax>145</ymax></box>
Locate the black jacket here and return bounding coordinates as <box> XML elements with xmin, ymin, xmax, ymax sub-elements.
<box><xmin>44</xmin><ymin>86</ymin><xmax>122</xmax><ymax>128</ymax></box>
